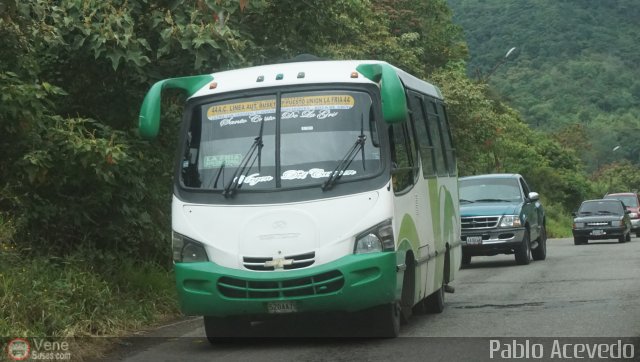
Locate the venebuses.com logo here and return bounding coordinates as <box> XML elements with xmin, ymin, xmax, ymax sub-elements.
<box><xmin>5</xmin><ymin>338</ymin><xmax>72</xmax><ymax>361</ymax></box>
<box><xmin>6</xmin><ymin>338</ymin><xmax>30</xmax><ymax>361</ymax></box>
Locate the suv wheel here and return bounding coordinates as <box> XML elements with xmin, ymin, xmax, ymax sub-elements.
<box><xmin>515</xmin><ymin>229</ymin><xmax>532</xmax><ymax>265</ymax></box>
<box><xmin>461</xmin><ymin>254</ymin><xmax>472</xmax><ymax>266</ymax></box>
<box><xmin>532</xmin><ymin>224</ymin><xmax>547</xmax><ymax>261</ymax></box>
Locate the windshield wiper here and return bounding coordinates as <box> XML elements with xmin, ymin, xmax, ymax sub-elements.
<box><xmin>460</xmin><ymin>199</ymin><xmax>475</xmax><ymax>204</ymax></box>
<box><xmin>210</xmin><ymin>161</ymin><xmax>225</xmax><ymax>189</ymax></box>
<box><xmin>223</xmin><ymin>118</ymin><xmax>265</xmax><ymax>197</ymax></box>
<box><xmin>474</xmin><ymin>198</ymin><xmax>511</xmax><ymax>203</ymax></box>
<box><xmin>321</xmin><ymin>115</ymin><xmax>367</xmax><ymax>191</ymax></box>
<box><xmin>596</xmin><ymin>210</ymin><xmax>615</xmax><ymax>215</ymax></box>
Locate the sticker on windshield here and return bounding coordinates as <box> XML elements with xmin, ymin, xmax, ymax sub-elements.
<box><xmin>236</xmin><ymin>173</ymin><xmax>274</xmax><ymax>186</ymax></box>
<box><xmin>281</xmin><ymin>95</ymin><xmax>355</xmax><ymax>111</ymax></box>
<box><xmin>281</xmin><ymin>95</ymin><xmax>354</xmax><ymax>121</ymax></box>
<box><xmin>207</xmin><ymin>100</ymin><xmax>276</xmax><ymax>121</ymax></box>
<box><xmin>282</xmin><ymin>168</ymin><xmax>356</xmax><ymax>180</ymax></box>
<box><xmin>203</xmin><ymin>154</ymin><xmax>242</xmax><ymax>168</ymax></box>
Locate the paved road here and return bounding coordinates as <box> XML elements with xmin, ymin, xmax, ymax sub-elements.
<box><xmin>102</xmin><ymin>237</ymin><xmax>640</xmax><ymax>361</ymax></box>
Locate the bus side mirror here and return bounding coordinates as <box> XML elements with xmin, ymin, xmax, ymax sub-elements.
<box><xmin>138</xmin><ymin>75</ymin><xmax>214</xmax><ymax>139</ymax></box>
<box><xmin>356</xmin><ymin>63</ymin><xmax>408</xmax><ymax>124</ymax></box>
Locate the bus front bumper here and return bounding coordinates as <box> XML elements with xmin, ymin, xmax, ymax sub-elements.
<box><xmin>175</xmin><ymin>252</ymin><xmax>398</xmax><ymax>317</ymax></box>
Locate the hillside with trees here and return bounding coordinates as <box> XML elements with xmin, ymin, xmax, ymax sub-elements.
<box><xmin>0</xmin><ymin>0</ymin><xmax>608</xmax><ymax>339</ymax></box>
<box><xmin>447</xmin><ymin>0</ymin><xmax>640</xmax><ymax>173</ymax></box>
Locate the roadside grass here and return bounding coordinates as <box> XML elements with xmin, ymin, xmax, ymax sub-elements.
<box><xmin>545</xmin><ymin>201</ymin><xmax>573</xmax><ymax>238</ymax></box>
<box><xmin>0</xmin><ymin>244</ymin><xmax>180</xmax><ymax>340</ymax></box>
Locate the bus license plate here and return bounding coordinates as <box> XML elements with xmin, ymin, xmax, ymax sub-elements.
<box><xmin>591</xmin><ymin>229</ymin><xmax>605</xmax><ymax>236</ymax></box>
<box><xmin>267</xmin><ymin>301</ymin><xmax>298</xmax><ymax>314</ymax></box>
<box><xmin>466</xmin><ymin>236</ymin><xmax>483</xmax><ymax>245</ymax></box>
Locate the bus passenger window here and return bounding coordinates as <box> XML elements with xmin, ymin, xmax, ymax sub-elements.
<box><xmin>437</xmin><ymin>102</ymin><xmax>457</xmax><ymax>176</ymax></box>
<box><xmin>389</xmin><ymin>123</ymin><xmax>416</xmax><ymax>194</ymax></box>
<box><xmin>425</xmin><ymin>100</ymin><xmax>447</xmax><ymax>176</ymax></box>
<box><xmin>408</xmin><ymin>93</ymin><xmax>436</xmax><ymax>178</ymax></box>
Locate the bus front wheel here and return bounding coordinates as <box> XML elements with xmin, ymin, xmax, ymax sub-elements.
<box><xmin>203</xmin><ymin>316</ymin><xmax>251</xmax><ymax>343</ymax></box>
<box><xmin>369</xmin><ymin>302</ymin><xmax>400</xmax><ymax>338</ymax></box>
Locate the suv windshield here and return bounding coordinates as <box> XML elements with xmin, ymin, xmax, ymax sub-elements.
<box><xmin>180</xmin><ymin>90</ymin><xmax>381</xmax><ymax>192</ymax></box>
<box><xmin>579</xmin><ymin>201</ymin><xmax>624</xmax><ymax>215</ymax></box>
<box><xmin>459</xmin><ymin>178</ymin><xmax>522</xmax><ymax>202</ymax></box>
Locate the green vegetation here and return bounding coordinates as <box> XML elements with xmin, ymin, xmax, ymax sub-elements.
<box><xmin>447</xmin><ymin>0</ymin><xmax>640</xmax><ymax>176</ymax></box>
<box><xmin>1</xmin><ymin>0</ymin><xmax>628</xmax><ymax>340</ymax></box>
<box><xmin>0</xmin><ymin>247</ymin><xmax>176</xmax><ymax>337</ymax></box>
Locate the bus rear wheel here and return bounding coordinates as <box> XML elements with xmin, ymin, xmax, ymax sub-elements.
<box><xmin>423</xmin><ymin>283</ymin><xmax>445</xmax><ymax>313</ymax></box>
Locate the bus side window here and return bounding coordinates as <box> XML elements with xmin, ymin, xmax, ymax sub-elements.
<box><xmin>182</xmin><ymin>107</ymin><xmax>202</xmax><ymax>187</ymax></box>
<box><xmin>436</xmin><ymin>102</ymin><xmax>457</xmax><ymax>176</ymax></box>
<box><xmin>408</xmin><ymin>92</ymin><xmax>436</xmax><ymax>178</ymax></box>
<box><xmin>425</xmin><ymin>98</ymin><xmax>447</xmax><ymax>176</ymax></box>
<box><xmin>389</xmin><ymin>122</ymin><xmax>416</xmax><ymax>194</ymax></box>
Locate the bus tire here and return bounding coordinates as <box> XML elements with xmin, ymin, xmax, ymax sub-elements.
<box><xmin>370</xmin><ymin>302</ymin><xmax>401</xmax><ymax>338</ymax></box>
<box><xmin>203</xmin><ymin>316</ymin><xmax>250</xmax><ymax>344</ymax></box>
<box><xmin>424</xmin><ymin>282</ymin><xmax>445</xmax><ymax>314</ymax></box>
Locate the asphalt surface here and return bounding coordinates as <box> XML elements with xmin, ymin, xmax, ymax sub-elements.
<box><xmin>99</xmin><ymin>237</ymin><xmax>640</xmax><ymax>361</ymax></box>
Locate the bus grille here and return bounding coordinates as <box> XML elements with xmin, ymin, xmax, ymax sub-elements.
<box><xmin>243</xmin><ymin>252</ymin><xmax>315</xmax><ymax>271</ymax></box>
<box><xmin>217</xmin><ymin>270</ymin><xmax>344</xmax><ymax>299</ymax></box>
<box><xmin>461</xmin><ymin>216</ymin><xmax>500</xmax><ymax>229</ymax></box>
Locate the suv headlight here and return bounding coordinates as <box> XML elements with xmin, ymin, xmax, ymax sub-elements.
<box><xmin>172</xmin><ymin>232</ymin><xmax>209</xmax><ymax>263</ymax></box>
<box><xmin>354</xmin><ymin>219</ymin><xmax>395</xmax><ymax>254</ymax></box>
<box><xmin>499</xmin><ymin>215</ymin><xmax>522</xmax><ymax>228</ymax></box>
<box><xmin>629</xmin><ymin>212</ymin><xmax>638</xmax><ymax>219</ymax></box>
<box><xmin>611</xmin><ymin>220</ymin><xmax>623</xmax><ymax>227</ymax></box>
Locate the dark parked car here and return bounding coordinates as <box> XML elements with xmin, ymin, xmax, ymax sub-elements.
<box><xmin>603</xmin><ymin>192</ymin><xmax>640</xmax><ymax>237</ymax></box>
<box><xmin>459</xmin><ymin>174</ymin><xmax>546</xmax><ymax>266</ymax></box>
<box><xmin>572</xmin><ymin>199</ymin><xmax>631</xmax><ymax>245</ymax></box>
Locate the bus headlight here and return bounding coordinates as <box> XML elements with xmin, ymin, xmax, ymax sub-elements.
<box><xmin>354</xmin><ymin>219</ymin><xmax>395</xmax><ymax>254</ymax></box>
<box><xmin>172</xmin><ymin>232</ymin><xmax>209</xmax><ymax>263</ymax></box>
<box><xmin>499</xmin><ymin>215</ymin><xmax>522</xmax><ymax>228</ymax></box>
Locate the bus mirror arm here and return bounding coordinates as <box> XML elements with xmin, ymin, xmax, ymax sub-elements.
<box><xmin>138</xmin><ymin>74</ymin><xmax>214</xmax><ymax>140</ymax></box>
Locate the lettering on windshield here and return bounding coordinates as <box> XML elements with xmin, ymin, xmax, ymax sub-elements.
<box><xmin>282</xmin><ymin>168</ymin><xmax>357</xmax><ymax>180</ymax></box>
<box><xmin>207</xmin><ymin>95</ymin><xmax>354</xmax><ymax>126</ymax></box>
<box><xmin>233</xmin><ymin>173</ymin><xmax>274</xmax><ymax>186</ymax></box>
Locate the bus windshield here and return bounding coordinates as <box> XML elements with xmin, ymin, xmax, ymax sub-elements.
<box><xmin>181</xmin><ymin>89</ymin><xmax>382</xmax><ymax>192</ymax></box>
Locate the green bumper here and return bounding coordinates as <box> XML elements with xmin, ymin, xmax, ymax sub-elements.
<box><xmin>175</xmin><ymin>252</ymin><xmax>398</xmax><ymax>317</ymax></box>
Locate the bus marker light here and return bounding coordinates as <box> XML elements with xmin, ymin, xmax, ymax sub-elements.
<box><xmin>350</xmin><ymin>71</ymin><xmax>359</xmax><ymax>78</ymax></box>
<box><xmin>297</xmin><ymin>72</ymin><xmax>305</xmax><ymax>78</ymax></box>
<box><xmin>257</xmin><ymin>75</ymin><xmax>264</xmax><ymax>82</ymax></box>
<box><xmin>209</xmin><ymin>82</ymin><xmax>218</xmax><ymax>89</ymax></box>
<box><xmin>276</xmin><ymin>73</ymin><xmax>284</xmax><ymax>80</ymax></box>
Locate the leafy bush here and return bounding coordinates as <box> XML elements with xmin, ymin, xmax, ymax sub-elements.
<box><xmin>0</xmin><ymin>248</ymin><xmax>177</xmax><ymax>337</ymax></box>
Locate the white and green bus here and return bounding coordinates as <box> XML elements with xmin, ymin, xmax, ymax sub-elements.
<box><xmin>139</xmin><ymin>59</ymin><xmax>461</xmax><ymax>339</ymax></box>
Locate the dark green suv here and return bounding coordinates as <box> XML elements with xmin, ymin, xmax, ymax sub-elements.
<box><xmin>459</xmin><ymin>174</ymin><xmax>547</xmax><ymax>266</ymax></box>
